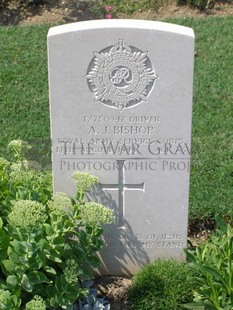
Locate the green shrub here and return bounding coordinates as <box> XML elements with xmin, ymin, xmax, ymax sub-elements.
<box><xmin>128</xmin><ymin>260</ymin><xmax>195</xmax><ymax>310</ymax></box>
<box><xmin>184</xmin><ymin>223</ymin><xmax>233</xmax><ymax>309</ymax></box>
<box><xmin>0</xmin><ymin>145</ymin><xmax>114</xmax><ymax>309</ymax></box>
<box><xmin>0</xmin><ymin>140</ymin><xmax>52</xmax><ymax>223</ymax></box>
<box><xmin>0</xmin><ymin>184</ymin><xmax>113</xmax><ymax>309</ymax></box>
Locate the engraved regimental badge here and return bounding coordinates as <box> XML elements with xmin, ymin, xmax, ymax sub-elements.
<box><xmin>85</xmin><ymin>39</ymin><xmax>158</xmax><ymax>110</ymax></box>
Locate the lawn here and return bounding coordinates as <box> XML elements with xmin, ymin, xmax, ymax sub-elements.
<box><xmin>0</xmin><ymin>16</ymin><xmax>232</xmax><ymax>223</ymax></box>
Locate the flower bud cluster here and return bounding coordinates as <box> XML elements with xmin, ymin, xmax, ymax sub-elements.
<box><xmin>79</xmin><ymin>202</ymin><xmax>115</xmax><ymax>225</ymax></box>
<box><xmin>8</xmin><ymin>200</ymin><xmax>47</xmax><ymax>229</ymax></box>
<box><xmin>105</xmin><ymin>4</ymin><xmax>113</xmax><ymax>19</ymax></box>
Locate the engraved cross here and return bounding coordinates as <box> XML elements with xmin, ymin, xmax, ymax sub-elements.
<box><xmin>99</xmin><ymin>160</ymin><xmax>145</xmax><ymax>227</ymax></box>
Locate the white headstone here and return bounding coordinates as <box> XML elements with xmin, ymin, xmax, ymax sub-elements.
<box><xmin>48</xmin><ymin>19</ymin><xmax>195</xmax><ymax>276</ymax></box>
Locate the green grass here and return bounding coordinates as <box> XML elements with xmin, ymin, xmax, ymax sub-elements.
<box><xmin>0</xmin><ymin>25</ymin><xmax>51</xmax><ymax>148</ymax></box>
<box><xmin>171</xmin><ymin>17</ymin><xmax>233</xmax><ymax>222</ymax></box>
<box><xmin>0</xmin><ymin>17</ymin><xmax>232</xmax><ymax>223</ymax></box>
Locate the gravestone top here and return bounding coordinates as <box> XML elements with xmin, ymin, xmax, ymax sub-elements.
<box><xmin>48</xmin><ymin>19</ymin><xmax>194</xmax><ymax>37</ymax></box>
<box><xmin>48</xmin><ymin>19</ymin><xmax>195</xmax><ymax>275</ymax></box>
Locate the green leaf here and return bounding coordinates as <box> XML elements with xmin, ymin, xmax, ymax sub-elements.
<box><xmin>0</xmin><ymin>251</ymin><xmax>8</xmax><ymax>261</ymax></box>
<box><xmin>49</xmin><ymin>296</ymin><xmax>56</xmax><ymax>307</ymax></box>
<box><xmin>10</xmin><ymin>240</ymin><xmax>27</xmax><ymax>255</ymax></box>
<box><xmin>87</xmin><ymin>255</ymin><xmax>100</xmax><ymax>268</ymax></box>
<box><xmin>0</xmin><ymin>278</ymin><xmax>8</xmax><ymax>290</ymax></box>
<box><xmin>82</xmin><ymin>268</ymin><xmax>93</xmax><ymax>279</ymax></box>
<box><xmin>27</xmin><ymin>271</ymin><xmax>47</xmax><ymax>284</ymax></box>
<box><xmin>8</xmin><ymin>251</ymin><xmax>21</xmax><ymax>265</ymax></box>
<box><xmin>15</xmin><ymin>265</ymin><xmax>26</xmax><ymax>274</ymax></box>
<box><xmin>52</xmin><ymin>236</ymin><xmax>65</xmax><ymax>246</ymax></box>
<box><xmin>17</xmin><ymin>228</ymin><xmax>30</xmax><ymax>242</ymax></box>
<box><xmin>46</xmin><ymin>254</ymin><xmax>63</xmax><ymax>263</ymax></box>
<box><xmin>183</xmin><ymin>303</ymin><xmax>205</xmax><ymax>309</ymax></box>
<box><xmin>6</xmin><ymin>275</ymin><xmax>18</xmax><ymax>289</ymax></box>
<box><xmin>55</xmin><ymin>276</ymin><xmax>64</xmax><ymax>292</ymax></box>
<box><xmin>2</xmin><ymin>260</ymin><xmax>16</xmax><ymax>274</ymax></box>
<box><xmin>44</xmin><ymin>266</ymin><xmax>57</xmax><ymax>275</ymax></box>
<box><xmin>43</xmin><ymin>223</ymin><xmax>54</xmax><ymax>236</ymax></box>
<box><xmin>21</xmin><ymin>274</ymin><xmax>33</xmax><ymax>292</ymax></box>
<box><xmin>0</xmin><ymin>228</ymin><xmax>9</xmax><ymax>256</ymax></box>
<box><xmin>201</xmin><ymin>265</ymin><xmax>229</xmax><ymax>289</ymax></box>
<box><xmin>11</xmin><ymin>295</ymin><xmax>20</xmax><ymax>307</ymax></box>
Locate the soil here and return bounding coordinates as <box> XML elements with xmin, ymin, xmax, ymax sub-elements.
<box><xmin>1</xmin><ymin>1</ymin><xmax>232</xmax><ymax>309</ymax></box>
<box><xmin>94</xmin><ymin>276</ymin><xmax>132</xmax><ymax>310</ymax></box>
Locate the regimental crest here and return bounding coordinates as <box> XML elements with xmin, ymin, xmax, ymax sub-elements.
<box><xmin>85</xmin><ymin>40</ymin><xmax>158</xmax><ymax>110</ymax></box>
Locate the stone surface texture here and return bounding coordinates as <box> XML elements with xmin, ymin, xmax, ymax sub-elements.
<box><xmin>48</xmin><ymin>19</ymin><xmax>195</xmax><ymax>275</ymax></box>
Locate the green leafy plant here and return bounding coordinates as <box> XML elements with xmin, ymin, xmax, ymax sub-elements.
<box><xmin>1</xmin><ymin>198</ymin><xmax>113</xmax><ymax>308</ymax></box>
<box><xmin>0</xmin><ymin>289</ymin><xmax>20</xmax><ymax>310</ymax></box>
<box><xmin>90</xmin><ymin>0</ymin><xmax>145</xmax><ymax>18</ymax></box>
<box><xmin>0</xmin><ymin>140</ymin><xmax>52</xmax><ymax>223</ymax></box>
<box><xmin>184</xmin><ymin>222</ymin><xmax>233</xmax><ymax>310</ymax></box>
<box><xmin>128</xmin><ymin>259</ymin><xmax>195</xmax><ymax>310</ymax></box>
<box><xmin>0</xmin><ymin>158</ymin><xmax>114</xmax><ymax>309</ymax></box>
